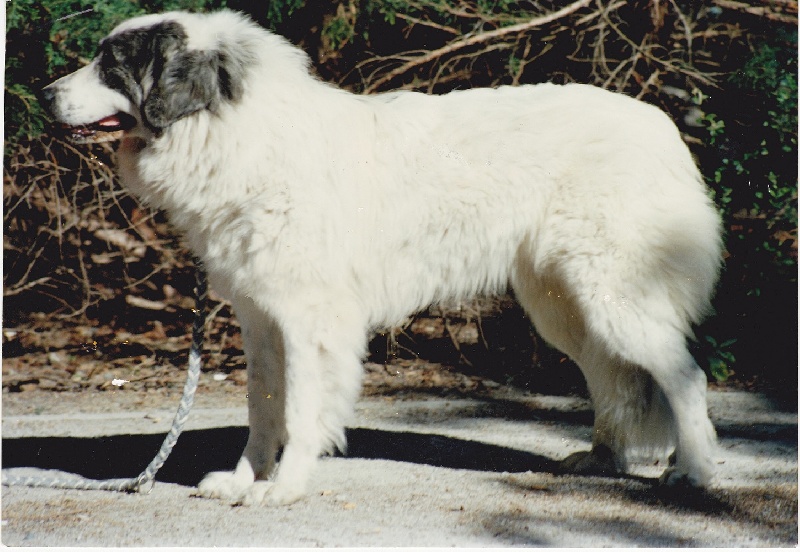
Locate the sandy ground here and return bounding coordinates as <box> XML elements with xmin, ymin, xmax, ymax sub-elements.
<box><xmin>1</xmin><ymin>384</ymin><xmax>797</xmax><ymax>547</ymax></box>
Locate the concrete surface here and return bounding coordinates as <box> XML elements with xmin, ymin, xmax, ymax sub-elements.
<box><xmin>2</xmin><ymin>388</ymin><xmax>797</xmax><ymax>546</ymax></box>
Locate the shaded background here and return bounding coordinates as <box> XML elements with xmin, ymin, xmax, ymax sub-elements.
<box><xmin>3</xmin><ymin>0</ymin><xmax>797</xmax><ymax>403</ymax></box>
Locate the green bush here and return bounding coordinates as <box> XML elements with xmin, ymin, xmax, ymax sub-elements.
<box><xmin>695</xmin><ymin>29</ymin><xmax>798</xmax><ymax>384</ymax></box>
<box><xmin>702</xmin><ymin>33</ymin><xmax>797</xmax><ymax>255</ymax></box>
<box><xmin>6</xmin><ymin>1</ymin><xmax>141</xmax><ymax>145</ymax></box>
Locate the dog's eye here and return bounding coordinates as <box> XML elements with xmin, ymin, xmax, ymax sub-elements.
<box><xmin>96</xmin><ymin>41</ymin><xmax>141</xmax><ymax>98</ymax></box>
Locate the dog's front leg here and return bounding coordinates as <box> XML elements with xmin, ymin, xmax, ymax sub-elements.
<box><xmin>239</xmin><ymin>327</ymin><xmax>327</xmax><ymax>506</ymax></box>
<box><xmin>240</xmin><ymin>299</ymin><xmax>367</xmax><ymax>506</ymax></box>
<box><xmin>196</xmin><ymin>301</ymin><xmax>287</xmax><ymax>501</ymax></box>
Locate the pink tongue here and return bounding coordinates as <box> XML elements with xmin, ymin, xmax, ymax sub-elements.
<box><xmin>97</xmin><ymin>115</ymin><xmax>120</xmax><ymax>127</ymax></box>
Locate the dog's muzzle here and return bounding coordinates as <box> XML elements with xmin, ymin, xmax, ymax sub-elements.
<box><xmin>40</xmin><ymin>83</ymin><xmax>137</xmax><ymax>143</ymax></box>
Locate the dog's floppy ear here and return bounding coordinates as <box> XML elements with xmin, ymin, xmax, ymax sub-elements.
<box><xmin>143</xmin><ymin>49</ymin><xmax>221</xmax><ymax>130</ymax></box>
<box><xmin>143</xmin><ymin>31</ymin><xmax>250</xmax><ymax>131</ymax></box>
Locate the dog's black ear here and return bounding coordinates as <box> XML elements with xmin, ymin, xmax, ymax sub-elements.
<box><xmin>143</xmin><ymin>49</ymin><xmax>221</xmax><ymax>130</ymax></box>
<box><xmin>142</xmin><ymin>39</ymin><xmax>251</xmax><ymax>131</ymax></box>
<box><xmin>216</xmin><ymin>46</ymin><xmax>249</xmax><ymax>104</ymax></box>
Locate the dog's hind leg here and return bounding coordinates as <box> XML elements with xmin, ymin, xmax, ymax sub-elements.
<box><xmin>565</xmin><ymin>303</ymin><xmax>715</xmax><ymax>487</ymax></box>
<box><xmin>510</xmin><ymin>266</ymin><xmax>631</xmax><ymax>475</ymax></box>
<box><xmin>639</xmin><ymin>340</ymin><xmax>716</xmax><ymax>487</ymax></box>
<box><xmin>196</xmin><ymin>299</ymin><xmax>287</xmax><ymax>501</ymax></box>
<box><xmin>584</xmin><ymin>326</ymin><xmax>716</xmax><ymax>487</ymax></box>
<box><xmin>559</xmin><ymin>341</ymin><xmax>676</xmax><ymax>477</ymax></box>
<box><xmin>511</xmin><ymin>259</ymin><xmax>713</xmax><ymax>485</ymax></box>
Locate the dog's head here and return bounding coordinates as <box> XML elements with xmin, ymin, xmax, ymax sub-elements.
<box><xmin>41</xmin><ymin>11</ymin><xmax>252</xmax><ymax>143</ymax></box>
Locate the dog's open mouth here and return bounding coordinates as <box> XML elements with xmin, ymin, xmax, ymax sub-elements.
<box><xmin>61</xmin><ymin>112</ymin><xmax>137</xmax><ymax>143</ymax></box>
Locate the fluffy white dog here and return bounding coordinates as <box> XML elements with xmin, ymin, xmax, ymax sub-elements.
<box><xmin>42</xmin><ymin>10</ymin><xmax>723</xmax><ymax>505</ymax></box>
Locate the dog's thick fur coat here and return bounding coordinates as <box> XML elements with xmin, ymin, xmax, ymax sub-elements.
<box><xmin>43</xmin><ymin>10</ymin><xmax>723</xmax><ymax>505</ymax></box>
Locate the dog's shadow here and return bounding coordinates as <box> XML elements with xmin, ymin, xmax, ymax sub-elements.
<box><xmin>1</xmin><ymin>427</ymin><xmax>558</xmax><ymax>487</ymax></box>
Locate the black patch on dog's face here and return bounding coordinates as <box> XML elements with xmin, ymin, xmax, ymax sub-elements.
<box><xmin>97</xmin><ymin>23</ymin><xmax>184</xmax><ymax>107</ymax></box>
<box><xmin>97</xmin><ymin>20</ymin><xmax>248</xmax><ymax>132</ymax></box>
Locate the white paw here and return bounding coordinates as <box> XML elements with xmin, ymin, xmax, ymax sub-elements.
<box><xmin>238</xmin><ymin>480</ymin><xmax>305</xmax><ymax>506</ymax></box>
<box><xmin>659</xmin><ymin>466</ymin><xmax>711</xmax><ymax>488</ymax></box>
<box><xmin>195</xmin><ymin>470</ymin><xmax>253</xmax><ymax>501</ymax></box>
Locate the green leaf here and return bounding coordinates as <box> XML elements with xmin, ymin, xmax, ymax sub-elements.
<box><xmin>709</xmin><ymin>357</ymin><xmax>730</xmax><ymax>382</ymax></box>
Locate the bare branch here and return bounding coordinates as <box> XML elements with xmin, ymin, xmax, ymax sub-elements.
<box><xmin>363</xmin><ymin>0</ymin><xmax>593</xmax><ymax>93</ymax></box>
<box><xmin>711</xmin><ymin>0</ymin><xmax>798</xmax><ymax>24</ymax></box>
<box><xmin>4</xmin><ymin>276</ymin><xmax>53</xmax><ymax>297</ymax></box>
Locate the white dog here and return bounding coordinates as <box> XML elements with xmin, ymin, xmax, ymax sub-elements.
<box><xmin>42</xmin><ymin>10</ymin><xmax>723</xmax><ymax>505</ymax></box>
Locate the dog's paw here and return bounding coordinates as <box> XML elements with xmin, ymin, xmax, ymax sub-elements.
<box><xmin>559</xmin><ymin>445</ymin><xmax>620</xmax><ymax>476</ymax></box>
<box><xmin>195</xmin><ymin>470</ymin><xmax>252</xmax><ymax>501</ymax></box>
<box><xmin>237</xmin><ymin>480</ymin><xmax>305</xmax><ymax>506</ymax></box>
<box><xmin>658</xmin><ymin>466</ymin><xmax>710</xmax><ymax>489</ymax></box>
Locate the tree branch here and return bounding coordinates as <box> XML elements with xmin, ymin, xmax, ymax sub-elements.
<box><xmin>711</xmin><ymin>0</ymin><xmax>798</xmax><ymax>24</ymax></box>
<box><xmin>363</xmin><ymin>0</ymin><xmax>593</xmax><ymax>93</ymax></box>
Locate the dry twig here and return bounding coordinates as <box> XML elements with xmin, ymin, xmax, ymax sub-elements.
<box><xmin>712</xmin><ymin>0</ymin><xmax>798</xmax><ymax>24</ymax></box>
<box><xmin>362</xmin><ymin>0</ymin><xmax>593</xmax><ymax>93</ymax></box>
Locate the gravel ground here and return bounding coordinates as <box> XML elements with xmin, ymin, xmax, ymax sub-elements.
<box><xmin>1</xmin><ymin>385</ymin><xmax>797</xmax><ymax>547</ymax></box>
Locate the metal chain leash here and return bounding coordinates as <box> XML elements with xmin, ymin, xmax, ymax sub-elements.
<box><xmin>1</xmin><ymin>266</ymin><xmax>208</xmax><ymax>494</ymax></box>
